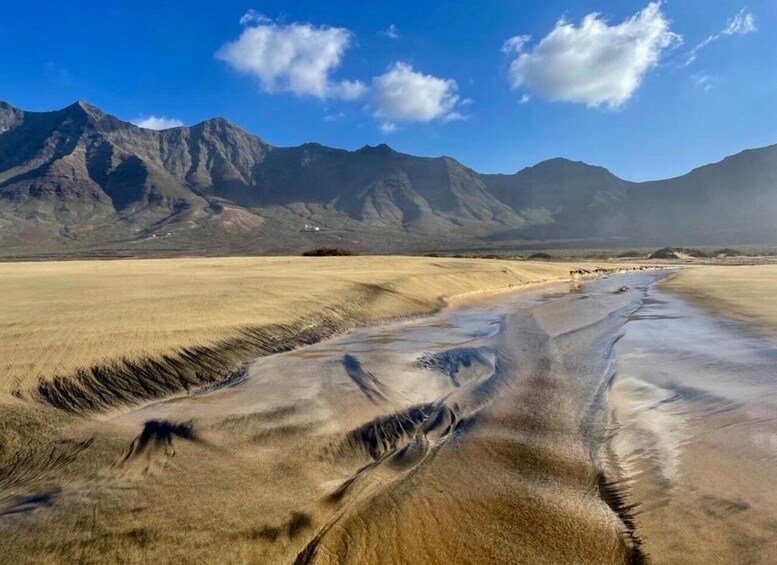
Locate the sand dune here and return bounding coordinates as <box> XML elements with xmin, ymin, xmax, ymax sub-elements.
<box><xmin>0</xmin><ymin>256</ymin><xmax>642</xmax><ymax>396</ymax></box>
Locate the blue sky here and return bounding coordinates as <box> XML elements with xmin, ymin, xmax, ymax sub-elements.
<box><xmin>1</xmin><ymin>1</ymin><xmax>774</xmax><ymax>180</ymax></box>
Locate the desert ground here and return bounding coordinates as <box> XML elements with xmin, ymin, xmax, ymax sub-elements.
<box><xmin>0</xmin><ymin>256</ymin><xmax>642</xmax><ymax>395</ymax></box>
<box><xmin>0</xmin><ymin>257</ymin><xmax>775</xmax><ymax>564</ymax></box>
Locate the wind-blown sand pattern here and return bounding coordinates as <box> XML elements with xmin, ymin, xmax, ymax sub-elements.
<box><xmin>2</xmin><ymin>262</ymin><xmax>776</xmax><ymax>563</ymax></box>
<box><xmin>0</xmin><ymin>267</ymin><xmax>659</xmax><ymax>564</ymax></box>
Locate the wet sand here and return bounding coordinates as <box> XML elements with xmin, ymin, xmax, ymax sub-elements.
<box><xmin>610</xmin><ymin>280</ymin><xmax>777</xmax><ymax>563</ymax></box>
<box><xmin>1</xmin><ymin>269</ymin><xmax>776</xmax><ymax>563</ymax></box>
<box><xmin>0</xmin><ymin>273</ymin><xmax>654</xmax><ymax>564</ymax></box>
<box><xmin>0</xmin><ymin>257</ymin><xmax>647</xmax><ymax>499</ymax></box>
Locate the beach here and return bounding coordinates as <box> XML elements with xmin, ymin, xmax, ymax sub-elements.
<box><xmin>662</xmin><ymin>265</ymin><xmax>777</xmax><ymax>333</ymax></box>
<box><xmin>1</xmin><ymin>260</ymin><xmax>775</xmax><ymax>563</ymax></box>
<box><xmin>608</xmin><ymin>269</ymin><xmax>777</xmax><ymax>563</ymax></box>
<box><xmin>0</xmin><ymin>268</ymin><xmax>656</xmax><ymax>564</ymax></box>
<box><xmin>0</xmin><ymin>256</ymin><xmax>637</xmax><ymax>395</ymax></box>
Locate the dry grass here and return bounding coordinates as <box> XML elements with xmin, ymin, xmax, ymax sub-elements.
<box><xmin>662</xmin><ymin>265</ymin><xmax>777</xmax><ymax>333</ymax></box>
<box><xmin>0</xmin><ymin>256</ymin><xmax>634</xmax><ymax>395</ymax></box>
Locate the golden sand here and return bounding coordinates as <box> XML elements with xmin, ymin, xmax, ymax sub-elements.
<box><xmin>0</xmin><ymin>267</ymin><xmax>652</xmax><ymax>564</ymax></box>
<box><xmin>662</xmin><ymin>265</ymin><xmax>777</xmax><ymax>333</ymax></box>
<box><xmin>0</xmin><ymin>256</ymin><xmax>631</xmax><ymax>394</ymax></box>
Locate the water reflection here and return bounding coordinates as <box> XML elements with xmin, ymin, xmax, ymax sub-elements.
<box><xmin>611</xmin><ymin>283</ymin><xmax>777</xmax><ymax>563</ymax></box>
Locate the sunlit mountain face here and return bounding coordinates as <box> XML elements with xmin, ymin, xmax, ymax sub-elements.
<box><xmin>1</xmin><ymin>100</ymin><xmax>775</xmax><ymax>257</ymax></box>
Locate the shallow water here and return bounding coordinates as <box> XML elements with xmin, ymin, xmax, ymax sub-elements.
<box><xmin>101</xmin><ymin>271</ymin><xmax>661</xmax><ymax>563</ymax></box>
<box><xmin>3</xmin><ymin>270</ymin><xmax>776</xmax><ymax>563</ymax></box>
<box><xmin>611</xmin><ymin>282</ymin><xmax>777</xmax><ymax>563</ymax></box>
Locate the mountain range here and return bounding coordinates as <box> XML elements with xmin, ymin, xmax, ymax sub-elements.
<box><xmin>1</xmin><ymin>100</ymin><xmax>775</xmax><ymax>257</ymax></box>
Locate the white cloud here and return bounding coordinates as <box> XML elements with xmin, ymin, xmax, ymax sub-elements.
<box><xmin>333</xmin><ymin>80</ymin><xmax>368</xmax><ymax>100</ymax></box>
<box><xmin>380</xmin><ymin>122</ymin><xmax>398</xmax><ymax>134</ymax></box>
<box><xmin>503</xmin><ymin>2</ymin><xmax>680</xmax><ymax>109</ymax></box>
<box><xmin>239</xmin><ymin>9</ymin><xmax>272</xmax><ymax>26</ymax></box>
<box><xmin>379</xmin><ymin>24</ymin><xmax>399</xmax><ymax>39</ymax></box>
<box><xmin>216</xmin><ymin>13</ymin><xmax>366</xmax><ymax>100</ymax></box>
<box><xmin>132</xmin><ymin>116</ymin><xmax>184</xmax><ymax>130</ymax></box>
<box><xmin>217</xmin><ymin>15</ymin><xmax>467</xmax><ymax>131</ymax></box>
<box><xmin>691</xmin><ymin>73</ymin><xmax>713</xmax><ymax>91</ymax></box>
<box><xmin>724</xmin><ymin>9</ymin><xmax>756</xmax><ymax>35</ymax></box>
<box><xmin>686</xmin><ymin>9</ymin><xmax>757</xmax><ymax>65</ymax></box>
<box><xmin>371</xmin><ymin>62</ymin><xmax>463</xmax><ymax>126</ymax></box>
<box><xmin>501</xmin><ymin>35</ymin><xmax>530</xmax><ymax>54</ymax></box>
<box><xmin>324</xmin><ymin>111</ymin><xmax>345</xmax><ymax>122</ymax></box>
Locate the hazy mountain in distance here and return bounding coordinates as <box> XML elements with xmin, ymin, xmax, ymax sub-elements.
<box><xmin>0</xmin><ymin>100</ymin><xmax>775</xmax><ymax>257</ymax></box>
<box><xmin>480</xmin><ymin>158</ymin><xmax>631</xmax><ymax>240</ymax></box>
<box><xmin>625</xmin><ymin>145</ymin><xmax>777</xmax><ymax>245</ymax></box>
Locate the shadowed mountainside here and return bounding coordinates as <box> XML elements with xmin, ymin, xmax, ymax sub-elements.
<box><xmin>1</xmin><ymin>100</ymin><xmax>775</xmax><ymax>256</ymax></box>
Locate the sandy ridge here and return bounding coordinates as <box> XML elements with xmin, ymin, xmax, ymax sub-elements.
<box><xmin>0</xmin><ymin>256</ymin><xmax>654</xmax><ymax>400</ymax></box>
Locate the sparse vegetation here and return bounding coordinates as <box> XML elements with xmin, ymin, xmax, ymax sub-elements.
<box><xmin>528</xmin><ymin>252</ymin><xmax>554</xmax><ymax>260</ymax></box>
<box><xmin>648</xmin><ymin>248</ymin><xmax>678</xmax><ymax>259</ymax></box>
<box><xmin>302</xmin><ymin>247</ymin><xmax>360</xmax><ymax>257</ymax></box>
<box><xmin>616</xmin><ymin>250</ymin><xmax>643</xmax><ymax>258</ymax></box>
<box><xmin>686</xmin><ymin>248</ymin><xmax>713</xmax><ymax>258</ymax></box>
<box><xmin>648</xmin><ymin>247</ymin><xmax>712</xmax><ymax>259</ymax></box>
<box><xmin>715</xmin><ymin>248</ymin><xmax>745</xmax><ymax>257</ymax></box>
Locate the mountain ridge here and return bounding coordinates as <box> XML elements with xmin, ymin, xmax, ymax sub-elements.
<box><xmin>0</xmin><ymin>100</ymin><xmax>775</xmax><ymax>257</ymax></box>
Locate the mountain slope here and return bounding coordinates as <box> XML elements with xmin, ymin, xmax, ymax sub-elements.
<box><xmin>0</xmin><ymin>100</ymin><xmax>775</xmax><ymax>257</ymax></box>
<box><xmin>625</xmin><ymin>145</ymin><xmax>777</xmax><ymax>244</ymax></box>
<box><xmin>481</xmin><ymin>158</ymin><xmax>631</xmax><ymax>240</ymax></box>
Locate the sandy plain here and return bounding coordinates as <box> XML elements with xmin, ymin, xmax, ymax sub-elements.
<box><xmin>0</xmin><ymin>256</ymin><xmax>632</xmax><ymax>395</ymax></box>
<box><xmin>3</xmin><ymin>258</ymin><xmax>775</xmax><ymax>564</ymax></box>
<box><xmin>0</xmin><ymin>262</ymin><xmax>656</xmax><ymax>564</ymax></box>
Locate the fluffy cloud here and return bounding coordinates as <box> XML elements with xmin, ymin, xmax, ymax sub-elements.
<box><xmin>216</xmin><ymin>13</ymin><xmax>366</xmax><ymax>100</ymax></box>
<box><xmin>132</xmin><ymin>116</ymin><xmax>184</xmax><ymax>130</ymax></box>
<box><xmin>217</xmin><ymin>14</ymin><xmax>466</xmax><ymax>131</ymax></box>
<box><xmin>371</xmin><ymin>63</ymin><xmax>463</xmax><ymax>129</ymax></box>
<box><xmin>503</xmin><ymin>2</ymin><xmax>680</xmax><ymax>108</ymax></box>
<box><xmin>686</xmin><ymin>9</ymin><xmax>756</xmax><ymax>65</ymax></box>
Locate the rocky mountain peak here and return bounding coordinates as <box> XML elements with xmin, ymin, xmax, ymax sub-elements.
<box><xmin>0</xmin><ymin>100</ymin><xmax>775</xmax><ymax>257</ymax></box>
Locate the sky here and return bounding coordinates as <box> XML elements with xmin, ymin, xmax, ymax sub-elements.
<box><xmin>0</xmin><ymin>0</ymin><xmax>775</xmax><ymax>180</ymax></box>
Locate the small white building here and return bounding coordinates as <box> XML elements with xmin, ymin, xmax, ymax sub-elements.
<box><xmin>303</xmin><ymin>224</ymin><xmax>320</xmax><ymax>232</ymax></box>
